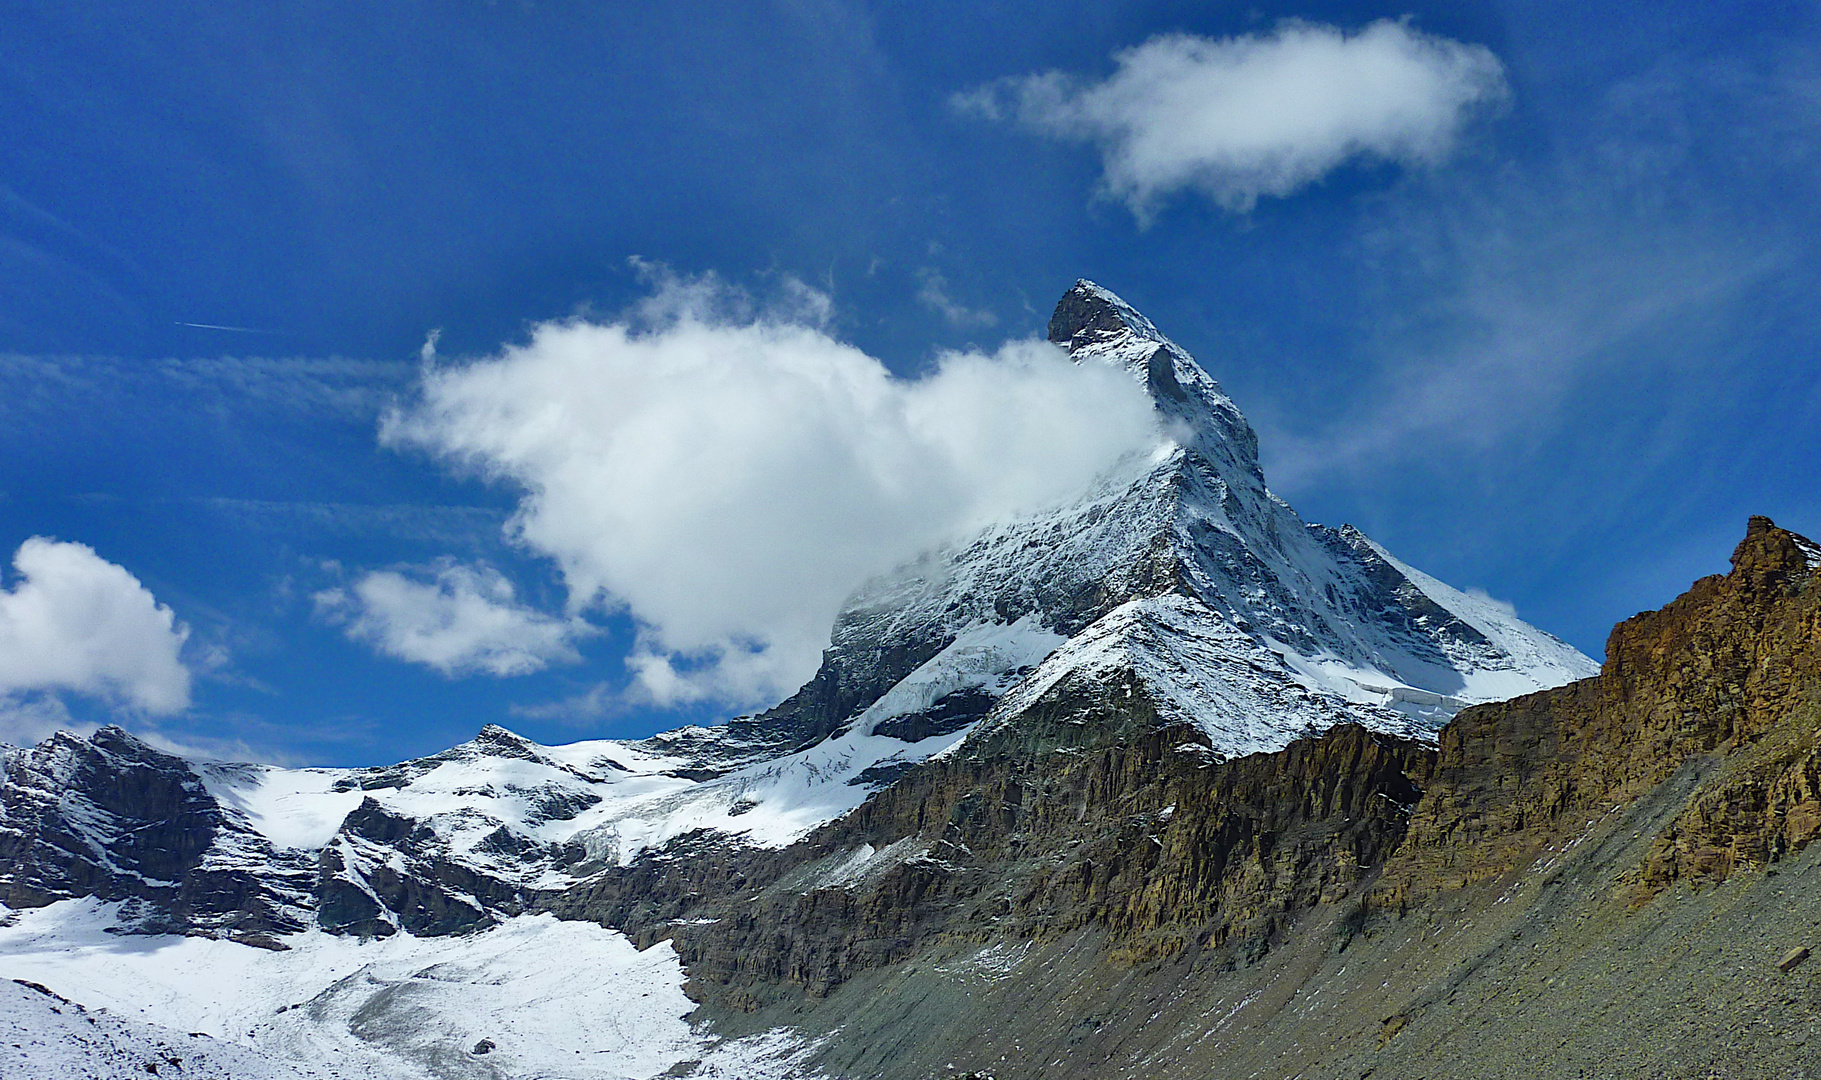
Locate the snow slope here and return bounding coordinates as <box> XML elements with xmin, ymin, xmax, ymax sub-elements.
<box><xmin>0</xmin><ymin>899</ymin><xmax>821</xmax><ymax>1080</ymax></box>
<box><xmin>3</xmin><ymin>977</ymin><xmax>341</xmax><ymax>1080</ymax></box>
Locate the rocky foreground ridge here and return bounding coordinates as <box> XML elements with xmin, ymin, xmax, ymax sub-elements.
<box><xmin>634</xmin><ymin>514</ymin><xmax>1821</xmax><ymax>1079</ymax></box>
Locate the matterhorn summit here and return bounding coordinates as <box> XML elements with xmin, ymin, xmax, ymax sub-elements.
<box><xmin>700</xmin><ymin>279</ymin><xmax>1595</xmax><ymax>765</ymax></box>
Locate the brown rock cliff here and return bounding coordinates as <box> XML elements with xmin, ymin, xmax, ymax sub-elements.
<box><xmin>1378</xmin><ymin>515</ymin><xmax>1821</xmax><ymax>907</ymax></box>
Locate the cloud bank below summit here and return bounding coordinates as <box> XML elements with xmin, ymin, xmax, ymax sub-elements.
<box><xmin>384</xmin><ymin>278</ymin><xmax>1160</xmax><ymax>709</ymax></box>
<box><xmin>959</xmin><ymin>19</ymin><xmax>1507</xmax><ymax>216</ymax></box>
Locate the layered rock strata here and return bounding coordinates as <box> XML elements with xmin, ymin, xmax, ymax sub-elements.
<box><xmin>651</xmin><ymin>516</ymin><xmax>1821</xmax><ymax>1080</ymax></box>
<box><xmin>1378</xmin><ymin>514</ymin><xmax>1821</xmax><ymax>908</ymax></box>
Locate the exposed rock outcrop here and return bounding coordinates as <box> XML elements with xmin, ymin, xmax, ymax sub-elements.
<box><xmin>642</xmin><ymin>717</ymin><xmax>1428</xmax><ymax>1008</ymax></box>
<box><xmin>1378</xmin><ymin>515</ymin><xmax>1821</xmax><ymax>909</ymax></box>
<box><xmin>0</xmin><ymin>728</ymin><xmax>314</xmax><ymax>939</ymax></box>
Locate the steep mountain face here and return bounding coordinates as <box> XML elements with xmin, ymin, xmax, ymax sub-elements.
<box><xmin>649</xmin><ymin>515</ymin><xmax>1821</xmax><ymax>1080</ymax></box>
<box><xmin>0</xmin><ymin>281</ymin><xmax>1594</xmax><ymax>947</ymax></box>
<box><xmin>725</xmin><ymin>281</ymin><xmax>1591</xmax><ymax>767</ymax></box>
<box><xmin>0</xmin><ymin>728</ymin><xmax>315</xmax><ymax>945</ymax></box>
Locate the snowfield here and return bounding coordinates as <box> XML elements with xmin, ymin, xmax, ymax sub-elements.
<box><xmin>0</xmin><ymin>900</ymin><xmax>822</xmax><ymax>1079</ymax></box>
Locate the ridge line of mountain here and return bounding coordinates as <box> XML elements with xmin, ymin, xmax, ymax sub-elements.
<box><xmin>615</xmin><ymin>513</ymin><xmax>1820</xmax><ymax>1079</ymax></box>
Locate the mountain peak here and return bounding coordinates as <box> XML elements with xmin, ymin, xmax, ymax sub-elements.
<box><xmin>469</xmin><ymin>723</ymin><xmax>545</xmax><ymax>760</ymax></box>
<box><xmin>1047</xmin><ymin>279</ymin><xmax>1164</xmax><ymax>348</ymax></box>
<box><xmin>1731</xmin><ymin>515</ymin><xmax>1820</xmax><ymax>582</ymax></box>
<box><xmin>1047</xmin><ymin>279</ymin><xmax>1264</xmax><ymax>483</ymax></box>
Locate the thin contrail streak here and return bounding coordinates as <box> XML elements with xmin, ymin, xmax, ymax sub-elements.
<box><xmin>174</xmin><ymin>321</ymin><xmax>284</xmax><ymax>335</ymax></box>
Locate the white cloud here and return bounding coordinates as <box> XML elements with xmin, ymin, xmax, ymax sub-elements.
<box><xmin>960</xmin><ymin>19</ymin><xmax>1506</xmax><ymax>216</ymax></box>
<box><xmin>384</xmin><ymin>273</ymin><xmax>1159</xmax><ymax>707</ymax></box>
<box><xmin>1257</xmin><ymin>51</ymin><xmax>1812</xmax><ymax>495</ymax></box>
<box><xmin>0</xmin><ymin>694</ymin><xmax>91</xmax><ymax>747</ymax></box>
<box><xmin>316</xmin><ymin>560</ymin><xmax>591</xmax><ymax>678</ymax></box>
<box><xmin>0</xmin><ymin>538</ymin><xmax>192</xmax><ymax>715</ymax></box>
<box><xmin>916</xmin><ymin>269</ymin><xmax>998</xmax><ymax>328</ymax></box>
<box><xmin>509</xmin><ymin>681</ymin><xmax>618</xmax><ymax>724</ymax></box>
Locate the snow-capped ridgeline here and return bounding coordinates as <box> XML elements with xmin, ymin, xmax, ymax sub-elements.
<box><xmin>192</xmin><ymin>623</ymin><xmax>1060</xmax><ymax>903</ymax></box>
<box><xmin>0</xmin><ymin>899</ymin><xmax>822</xmax><ymax>1080</ymax></box>
<box><xmin>0</xmin><ymin>280</ymin><xmax>1602</xmax><ymax>1078</ymax></box>
<box><xmin>2</xmin><ymin>281</ymin><xmax>1595</xmax><ymax>943</ymax></box>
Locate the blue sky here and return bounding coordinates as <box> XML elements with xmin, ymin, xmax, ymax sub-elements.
<box><xmin>2</xmin><ymin>0</ymin><xmax>1817</xmax><ymax>765</ymax></box>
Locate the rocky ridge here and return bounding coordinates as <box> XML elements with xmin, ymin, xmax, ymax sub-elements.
<box><xmin>1379</xmin><ymin>513</ymin><xmax>1821</xmax><ymax>909</ymax></box>
<box><xmin>652</xmin><ymin>514</ymin><xmax>1821</xmax><ymax>1080</ymax></box>
<box><xmin>0</xmin><ymin>728</ymin><xmax>314</xmax><ymax>945</ymax></box>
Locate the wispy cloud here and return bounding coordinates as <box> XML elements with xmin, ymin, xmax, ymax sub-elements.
<box><xmin>915</xmin><ymin>268</ymin><xmax>997</xmax><ymax>328</ymax></box>
<box><xmin>958</xmin><ymin>19</ymin><xmax>1507</xmax><ymax>217</ymax></box>
<box><xmin>1257</xmin><ymin>48</ymin><xmax>1819</xmax><ymax>494</ymax></box>
<box><xmin>315</xmin><ymin>559</ymin><xmax>593</xmax><ymax>678</ymax></box>
<box><xmin>199</xmin><ymin>498</ymin><xmax>506</xmax><ymax>547</ymax></box>
<box><xmin>0</xmin><ymin>354</ymin><xmax>410</xmax><ymax>435</ymax></box>
<box><xmin>508</xmin><ymin>681</ymin><xmax>620</xmax><ymax>725</ymax></box>
<box><xmin>150</xmin><ymin>356</ymin><xmax>410</xmax><ymax>418</ymax></box>
<box><xmin>0</xmin><ymin>694</ymin><xmax>90</xmax><ymax>747</ymax></box>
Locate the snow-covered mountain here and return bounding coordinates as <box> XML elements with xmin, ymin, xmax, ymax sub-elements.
<box><xmin>2</xmin><ymin>281</ymin><xmax>1591</xmax><ymax>937</ymax></box>
<box><xmin>0</xmin><ymin>281</ymin><xmax>1598</xmax><ymax>1078</ymax></box>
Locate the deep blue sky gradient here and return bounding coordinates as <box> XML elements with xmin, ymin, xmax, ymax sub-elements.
<box><xmin>3</xmin><ymin>0</ymin><xmax>1817</xmax><ymax>763</ymax></box>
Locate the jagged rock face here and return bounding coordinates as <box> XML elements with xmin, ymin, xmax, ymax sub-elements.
<box><xmin>0</xmin><ymin>728</ymin><xmax>217</xmax><ymax>906</ymax></box>
<box><xmin>633</xmin><ymin>720</ymin><xmax>1430</xmax><ymax>1008</ymax></box>
<box><xmin>1376</xmin><ymin>515</ymin><xmax>1821</xmax><ymax>907</ymax></box>
<box><xmin>693</xmin><ymin>280</ymin><xmax>1592</xmax><ymax>777</ymax></box>
<box><xmin>314</xmin><ymin>796</ymin><xmax>540</xmax><ymax>937</ymax></box>
<box><xmin>0</xmin><ymin>729</ymin><xmax>314</xmax><ymax>942</ymax></box>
